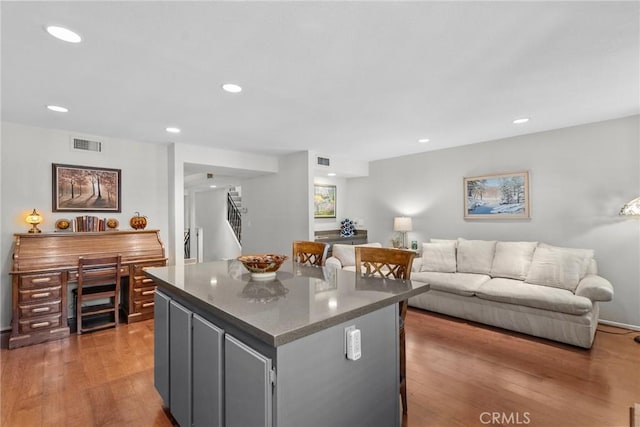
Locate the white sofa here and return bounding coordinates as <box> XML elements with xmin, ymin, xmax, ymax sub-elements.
<box><xmin>326</xmin><ymin>239</ymin><xmax>613</xmax><ymax>349</ymax></box>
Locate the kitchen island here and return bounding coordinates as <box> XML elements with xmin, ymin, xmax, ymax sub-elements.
<box><xmin>145</xmin><ymin>260</ymin><xmax>430</xmax><ymax>427</ymax></box>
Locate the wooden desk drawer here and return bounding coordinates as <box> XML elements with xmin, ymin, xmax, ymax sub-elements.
<box><xmin>18</xmin><ymin>286</ymin><xmax>62</xmax><ymax>304</ymax></box>
<box><xmin>133</xmin><ymin>275</ymin><xmax>156</xmax><ymax>287</ymax></box>
<box><xmin>133</xmin><ymin>261</ymin><xmax>166</xmax><ymax>277</ymax></box>
<box><xmin>18</xmin><ymin>313</ymin><xmax>62</xmax><ymax>334</ymax></box>
<box><xmin>18</xmin><ymin>300</ymin><xmax>62</xmax><ymax>318</ymax></box>
<box><xmin>20</xmin><ymin>273</ymin><xmax>62</xmax><ymax>289</ymax></box>
<box><xmin>133</xmin><ymin>285</ymin><xmax>156</xmax><ymax>300</ymax></box>
<box><xmin>132</xmin><ymin>299</ymin><xmax>155</xmax><ymax>315</ymax></box>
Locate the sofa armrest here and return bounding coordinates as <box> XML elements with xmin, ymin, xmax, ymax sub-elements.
<box><xmin>325</xmin><ymin>256</ymin><xmax>343</xmax><ymax>269</ymax></box>
<box><xmin>411</xmin><ymin>257</ymin><xmax>423</xmax><ymax>272</ymax></box>
<box><xmin>575</xmin><ymin>274</ymin><xmax>614</xmax><ymax>302</ymax></box>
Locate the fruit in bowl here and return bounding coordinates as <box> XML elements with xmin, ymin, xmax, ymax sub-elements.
<box><xmin>237</xmin><ymin>254</ymin><xmax>288</xmax><ymax>280</ymax></box>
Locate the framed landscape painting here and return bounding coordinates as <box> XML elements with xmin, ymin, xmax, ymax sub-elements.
<box><xmin>314</xmin><ymin>184</ymin><xmax>336</xmax><ymax>218</ymax></box>
<box><xmin>52</xmin><ymin>163</ymin><xmax>121</xmax><ymax>212</ymax></box>
<box><xmin>464</xmin><ymin>171</ymin><xmax>529</xmax><ymax>219</ymax></box>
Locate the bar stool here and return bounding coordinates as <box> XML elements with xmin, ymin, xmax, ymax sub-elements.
<box><xmin>354</xmin><ymin>246</ymin><xmax>416</xmax><ymax>415</ymax></box>
<box><xmin>292</xmin><ymin>240</ymin><xmax>330</xmax><ymax>266</ymax></box>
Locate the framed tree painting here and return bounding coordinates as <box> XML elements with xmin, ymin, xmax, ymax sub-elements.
<box><xmin>314</xmin><ymin>184</ymin><xmax>336</xmax><ymax>218</ymax></box>
<box><xmin>52</xmin><ymin>163</ymin><xmax>121</xmax><ymax>212</ymax></box>
<box><xmin>464</xmin><ymin>171</ymin><xmax>529</xmax><ymax>219</ymax></box>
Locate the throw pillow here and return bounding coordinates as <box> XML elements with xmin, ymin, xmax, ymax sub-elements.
<box><xmin>332</xmin><ymin>242</ymin><xmax>382</xmax><ymax>267</ymax></box>
<box><xmin>456</xmin><ymin>239</ymin><xmax>497</xmax><ymax>275</ymax></box>
<box><xmin>420</xmin><ymin>242</ymin><xmax>457</xmax><ymax>273</ymax></box>
<box><xmin>525</xmin><ymin>246</ymin><xmax>594</xmax><ymax>292</ymax></box>
<box><xmin>490</xmin><ymin>241</ymin><xmax>538</xmax><ymax>280</ymax></box>
<box><xmin>430</xmin><ymin>238</ymin><xmax>458</xmax><ymax>248</ymax></box>
<box><xmin>539</xmin><ymin>243</ymin><xmax>594</xmax><ymax>279</ymax></box>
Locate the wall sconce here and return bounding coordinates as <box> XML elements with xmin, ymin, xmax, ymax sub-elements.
<box><xmin>393</xmin><ymin>216</ymin><xmax>412</xmax><ymax>249</ymax></box>
<box><xmin>25</xmin><ymin>209</ymin><xmax>43</xmax><ymax>233</ymax></box>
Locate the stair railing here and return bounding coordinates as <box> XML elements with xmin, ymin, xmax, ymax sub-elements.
<box><xmin>227</xmin><ymin>193</ymin><xmax>242</xmax><ymax>243</ymax></box>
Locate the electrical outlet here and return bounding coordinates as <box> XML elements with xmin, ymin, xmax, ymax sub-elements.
<box><xmin>344</xmin><ymin>325</ymin><xmax>356</xmax><ymax>355</ymax></box>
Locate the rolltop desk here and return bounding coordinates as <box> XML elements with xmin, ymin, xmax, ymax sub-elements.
<box><xmin>9</xmin><ymin>230</ymin><xmax>166</xmax><ymax>349</ymax></box>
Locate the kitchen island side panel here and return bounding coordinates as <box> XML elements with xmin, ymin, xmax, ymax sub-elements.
<box><xmin>275</xmin><ymin>304</ymin><xmax>399</xmax><ymax>427</ymax></box>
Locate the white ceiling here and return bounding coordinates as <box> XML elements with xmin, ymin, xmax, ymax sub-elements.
<box><xmin>2</xmin><ymin>1</ymin><xmax>639</xmax><ymax>164</ymax></box>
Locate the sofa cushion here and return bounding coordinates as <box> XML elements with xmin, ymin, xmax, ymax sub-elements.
<box><xmin>490</xmin><ymin>241</ymin><xmax>538</xmax><ymax>280</ymax></box>
<box><xmin>332</xmin><ymin>242</ymin><xmax>382</xmax><ymax>267</ymax></box>
<box><xmin>476</xmin><ymin>278</ymin><xmax>593</xmax><ymax>315</ymax></box>
<box><xmin>456</xmin><ymin>239</ymin><xmax>497</xmax><ymax>275</ymax></box>
<box><xmin>410</xmin><ymin>271</ymin><xmax>490</xmax><ymax>296</ymax></box>
<box><xmin>420</xmin><ymin>242</ymin><xmax>456</xmax><ymax>273</ymax></box>
<box><xmin>539</xmin><ymin>243</ymin><xmax>594</xmax><ymax>279</ymax></box>
<box><xmin>525</xmin><ymin>245</ymin><xmax>594</xmax><ymax>292</ymax></box>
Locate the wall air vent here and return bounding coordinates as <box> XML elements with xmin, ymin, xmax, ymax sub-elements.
<box><xmin>71</xmin><ymin>137</ymin><xmax>102</xmax><ymax>152</ymax></box>
<box><xmin>317</xmin><ymin>156</ymin><xmax>330</xmax><ymax>167</ymax></box>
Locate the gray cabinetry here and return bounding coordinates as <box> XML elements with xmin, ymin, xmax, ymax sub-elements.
<box><xmin>193</xmin><ymin>314</ymin><xmax>224</xmax><ymax>427</ymax></box>
<box><xmin>225</xmin><ymin>334</ymin><xmax>273</xmax><ymax>427</ymax></box>
<box><xmin>155</xmin><ymin>293</ymin><xmax>272</xmax><ymax>427</ymax></box>
<box><xmin>170</xmin><ymin>300</ymin><xmax>193</xmax><ymax>427</ymax></box>
<box><xmin>153</xmin><ymin>291</ymin><xmax>170</xmax><ymax>405</ymax></box>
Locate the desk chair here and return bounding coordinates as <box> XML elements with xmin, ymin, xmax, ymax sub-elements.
<box><xmin>354</xmin><ymin>247</ymin><xmax>416</xmax><ymax>415</ymax></box>
<box><xmin>75</xmin><ymin>255</ymin><xmax>122</xmax><ymax>334</ymax></box>
<box><xmin>292</xmin><ymin>241</ymin><xmax>330</xmax><ymax>266</ymax></box>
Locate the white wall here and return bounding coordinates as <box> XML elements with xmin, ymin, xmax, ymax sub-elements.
<box><xmin>242</xmin><ymin>151</ymin><xmax>311</xmax><ymax>255</ymax></box>
<box><xmin>347</xmin><ymin>115</ymin><xmax>640</xmax><ymax>327</ymax></box>
<box><xmin>167</xmin><ymin>143</ymin><xmax>278</xmax><ymax>264</ymax></box>
<box><xmin>195</xmin><ymin>189</ymin><xmax>241</xmax><ymax>261</ymax></box>
<box><xmin>0</xmin><ymin>122</ymin><xmax>170</xmax><ymax>329</ymax></box>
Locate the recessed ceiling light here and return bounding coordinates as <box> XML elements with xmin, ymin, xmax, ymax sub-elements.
<box><xmin>418</xmin><ymin>138</ymin><xmax>430</xmax><ymax>143</ymax></box>
<box><xmin>45</xmin><ymin>26</ymin><xmax>82</xmax><ymax>43</ymax></box>
<box><xmin>46</xmin><ymin>105</ymin><xmax>68</xmax><ymax>113</ymax></box>
<box><xmin>166</xmin><ymin>127</ymin><xmax>181</xmax><ymax>133</ymax></box>
<box><xmin>209</xmin><ymin>185</ymin><xmax>217</xmax><ymax>188</ymax></box>
<box><xmin>513</xmin><ymin>118</ymin><xmax>530</xmax><ymax>124</ymax></box>
<box><xmin>327</xmin><ymin>173</ymin><xmax>337</xmax><ymax>177</ymax></box>
<box><xmin>222</xmin><ymin>83</ymin><xmax>242</xmax><ymax>93</ymax></box>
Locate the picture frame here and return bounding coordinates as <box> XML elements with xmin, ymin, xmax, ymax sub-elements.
<box><xmin>464</xmin><ymin>171</ymin><xmax>529</xmax><ymax>219</ymax></box>
<box><xmin>52</xmin><ymin>163</ymin><xmax>121</xmax><ymax>212</ymax></box>
<box><xmin>314</xmin><ymin>184</ymin><xmax>336</xmax><ymax>218</ymax></box>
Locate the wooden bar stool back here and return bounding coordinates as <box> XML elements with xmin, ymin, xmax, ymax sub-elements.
<box><xmin>292</xmin><ymin>241</ymin><xmax>330</xmax><ymax>266</ymax></box>
<box><xmin>354</xmin><ymin>246</ymin><xmax>416</xmax><ymax>415</ymax></box>
<box><xmin>75</xmin><ymin>254</ymin><xmax>122</xmax><ymax>334</ymax></box>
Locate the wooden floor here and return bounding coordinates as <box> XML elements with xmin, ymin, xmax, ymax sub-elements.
<box><xmin>1</xmin><ymin>308</ymin><xmax>638</xmax><ymax>427</ymax></box>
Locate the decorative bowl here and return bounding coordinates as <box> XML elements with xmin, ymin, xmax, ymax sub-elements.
<box><xmin>237</xmin><ymin>254</ymin><xmax>288</xmax><ymax>280</ymax></box>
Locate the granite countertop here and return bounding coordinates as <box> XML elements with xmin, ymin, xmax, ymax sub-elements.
<box><xmin>144</xmin><ymin>260</ymin><xmax>429</xmax><ymax>347</ymax></box>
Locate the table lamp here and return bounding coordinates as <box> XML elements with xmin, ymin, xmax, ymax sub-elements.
<box><xmin>393</xmin><ymin>217</ymin><xmax>412</xmax><ymax>249</ymax></box>
<box><xmin>620</xmin><ymin>196</ymin><xmax>640</xmax><ymax>343</ymax></box>
<box><xmin>26</xmin><ymin>209</ymin><xmax>42</xmax><ymax>233</ymax></box>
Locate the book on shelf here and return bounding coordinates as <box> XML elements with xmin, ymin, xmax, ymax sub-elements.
<box><xmin>73</xmin><ymin>216</ymin><xmax>107</xmax><ymax>232</ymax></box>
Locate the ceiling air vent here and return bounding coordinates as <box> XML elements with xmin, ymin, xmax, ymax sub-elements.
<box><xmin>71</xmin><ymin>137</ymin><xmax>102</xmax><ymax>152</ymax></box>
<box><xmin>317</xmin><ymin>156</ymin><xmax>330</xmax><ymax>167</ymax></box>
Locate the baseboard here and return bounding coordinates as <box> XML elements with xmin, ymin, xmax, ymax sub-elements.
<box><xmin>599</xmin><ymin>319</ymin><xmax>640</xmax><ymax>331</ymax></box>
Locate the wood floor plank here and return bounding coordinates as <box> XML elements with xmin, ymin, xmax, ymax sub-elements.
<box><xmin>2</xmin><ymin>309</ymin><xmax>638</xmax><ymax>427</ymax></box>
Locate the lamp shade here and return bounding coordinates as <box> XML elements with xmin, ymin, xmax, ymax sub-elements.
<box><xmin>620</xmin><ymin>197</ymin><xmax>640</xmax><ymax>216</ymax></box>
<box><xmin>25</xmin><ymin>209</ymin><xmax>42</xmax><ymax>233</ymax></box>
<box><xmin>393</xmin><ymin>217</ymin><xmax>412</xmax><ymax>232</ymax></box>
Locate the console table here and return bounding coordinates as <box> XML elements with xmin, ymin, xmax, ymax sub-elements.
<box><xmin>9</xmin><ymin>230</ymin><xmax>166</xmax><ymax>349</ymax></box>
